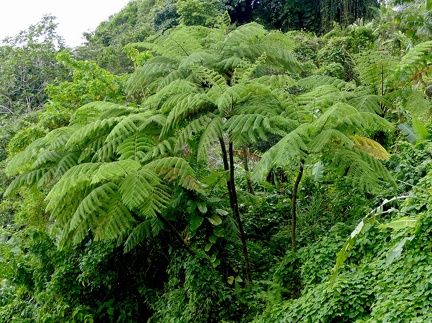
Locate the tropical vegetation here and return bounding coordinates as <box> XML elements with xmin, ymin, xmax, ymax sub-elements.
<box><xmin>1</xmin><ymin>0</ymin><xmax>432</xmax><ymax>322</ymax></box>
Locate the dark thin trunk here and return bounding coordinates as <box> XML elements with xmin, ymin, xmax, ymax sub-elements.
<box><xmin>291</xmin><ymin>163</ymin><xmax>304</xmax><ymax>253</ymax></box>
<box><xmin>155</xmin><ymin>213</ymin><xmax>195</xmax><ymax>256</ymax></box>
<box><xmin>219</xmin><ymin>137</ymin><xmax>235</xmax><ymax>210</ymax></box>
<box><xmin>228</xmin><ymin>142</ymin><xmax>253</xmax><ymax>286</ymax></box>
<box><xmin>242</xmin><ymin>146</ymin><xmax>255</xmax><ymax>195</ymax></box>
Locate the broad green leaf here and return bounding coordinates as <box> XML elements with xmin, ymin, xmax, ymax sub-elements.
<box><xmin>209</xmin><ymin>235</ymin><xmax>217</xmax><ymax>244</ymax></box>
<box><xmin>216</xmin><ymin>208</ymin><xmax>228</xmax><ymax>216</ymax></box>
<box><xmin>189</xmin><ymin>215</ymin><xmax>204</xmax><ymax>232</ymax></box>
<box><xmin>380</xmin><ymin>217</ymin><xmax>418</xmax><ymax>230</ymax></box>
<box><xmin>386</xmin><ymin>236</ymin><xmax>414</xmax><ymax>265</ymax></box>
<box><xmin>227</xmin><ymin>276</ymin><xmax>235</xmax><ymax>285</ymax></box>
<box><xmin>197</xmin><ymin>202</ymin><xmax>208</xmax><ymax>214</ymax></box>
<box><xmin>205</xmin><ymin>243</ymin><xmax>213</xmax><ymax>252</ymax></box>
<box><xmin>398</xmin><ymin>123</ymin><xmax>416</xmax><ymax>143</ymax></box>
<box><xmin>412</xmin><ymin>119</ymin><xmax>430</xmax><ymax>142</ymax></box>
<box><xmin>208</xmin><ymin>215</ymin><xmax>222</xmax><ymax>226</ymax></box>
<box><xmin>213</xmin><ymin>227</ymin><xmax>225</xmax><ymax>237</ymax></box>
<box><xmin>312</xmin><ymin>161</ymin><xmax>324</xmax><ymax>181</ymax></box>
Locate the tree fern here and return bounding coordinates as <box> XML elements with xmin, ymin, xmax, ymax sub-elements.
<box><xmin>144</xmin><ymin>157</ymin><xmax>201</xmax><ymax>191</ymax></box>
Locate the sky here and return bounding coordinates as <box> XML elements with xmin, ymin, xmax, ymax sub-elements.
<box><xmin>0</xmin><ymin>0</ymin><xmax>132</xmax><ymax>47</ymax></box>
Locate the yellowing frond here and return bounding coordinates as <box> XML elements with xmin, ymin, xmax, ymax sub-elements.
<box><xmin>350</xmin><ymin>136</ymin><xmax>391</xmax><ymax>160</ymax></box>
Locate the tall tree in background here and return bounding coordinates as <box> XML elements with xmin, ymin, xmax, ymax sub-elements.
<box><xmin>0</xmin><ymin>15</ymin><xmax>68</xmax><ymax>115</ymax></box>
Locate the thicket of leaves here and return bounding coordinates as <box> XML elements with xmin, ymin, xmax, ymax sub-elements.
<box><xmin>2</xmin><ymin>2</ymin><xmax>432</xmax><ymax>322</ymax></box>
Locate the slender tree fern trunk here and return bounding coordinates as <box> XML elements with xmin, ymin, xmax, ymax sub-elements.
<box><xmin>219</xmin><ymin>137</ymin><xmax>253</xmax><ymax>286</ymax></box>
<box><xmin>242</xmin><ymin>146</ymin><xmax>255</xmax><ymax>195</ymax></box>
<box><xmin>291</xmin><ymin>162</ymin><xmax>304</xmax><ymax>252</ymax></box>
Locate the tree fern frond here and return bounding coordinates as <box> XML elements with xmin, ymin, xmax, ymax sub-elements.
<box><xmin>90</xmin><ymin>160</ymin><xmax>142</xmax><ymax>185</ymax></box>
<box><xmin>241</xmin><ymin>44</ymin><xmax>301</xmax><ymax>72</ymax></box>
<box><xmin>69</xmin><ymin>182</ymin><xmax>118</xmax><ymax>234</ymax></box>
<box><xmin>4</xmin><ymin>168</ymin><xmax>51</xmax><ymax>196</ymax></box>
<box><xmin>77</xmin><ymin>136</ymin><xmax>107</xmax><ymax>163</ymax></box>
<box><xmin>126</xmin><ymin>56</ymin><xmax>180</xmax><ymax>97</ymax></box>
<box><xmin>254</xmin><ymin>74</ymin><xmax>298</xmax><ymax>89</ymax></box>
<box><xmin>54</xmin><ymin>152</ymin><xmax>80</xmax><ymax>178</ymax></box>
<box><xmin>297</xmin><ymin>75</ymin><xmax>348</xmax><ymax>89</ymax></box>
<box><xmin>123</xmin><ymin>218</ymin><xmax>163</xmax><ymax>253</ymax></box>
<box><xmin>226</xmin><ymin>114</ymin><xmax>276</xmax><ymax>145</ymax></box>
<box><xmin>179</xmin><ymin>52</ymin><xmax>219</xmax><ymax>69</ymax></box>
<box><xmin>308</xmin><ymin>129</ymin><xmax>354</xmax><ymax>153</ymax></box>
<box><xmin>217</xmin><ymin>22</ymin><xmax>266</xmax><ymax>49</ymax></box>
<box><xmin>66</xmin><ymin>117</ymin><xmax>121</xmax><ymax>149</ymax></box>
<box><xmin>162</xmin><ymin>93</ymin><xmax>214</xmax><ymax>137</ymax></box>
<box><xmin>396</xmin><ymin>40</ymin><xmax>432</xmax><ymax>78</ymax></box>
<box><xmin>150</xmin><ymin>25</ymin><xmax>211</xmax><ymax>58</ymax></box>
<box><xmin>145</xmin><ymin>157</ymin><xmax>200</xmax><ymax>191</ymax></box>
<box><xmin>118</xmin><ymin>170</ymin><xmax>172</xmax><ymax>222</ymax></box>
<box><xmin>348</xmin><ymin>94</ymin><xmax>387</xmax><ymax>114</ymax></box>
<box><xmin>146</xmin><ymin>79</ymin><xmax>197</xmax><ymax>108</ymax></box>
<box><xmin>213</xmin><ymin>56</ymin><xmax>245</xmax><ymax>73</ymax></box>
<box><xmin>178</xmin><ymin>114</ymin><xmax>213</xmax><ymax>148</ymax></box>
<box><xmin>190</xmin><ymin>64</ymin><xmax>228</xmax><ymax>94</ymax></box>
<box><xmin>350</xmin><ymin>136</ymin><xmax>390</xmax><ymax>160</ymax></box>
<box><xmin>261</xmin><ymin>31</ymin><xmax>295</xmax><ymax>51</ymax></box>
<box><xmin>197</xmin><ymin>116</ymin><xmax>223</xmax><ymax>161</ymax></box>
<box><xmin>45</xmin><ymin>163</ymin><xmax>103</xmax><ymax>209</ymax></box>
<box><xmin>31</xmin><ymin>151</ymin><xmax>64</xmax><ymax>169</ymax></box>
<box><xmin>157</xmin><ymin>68</ymin><xmax>192</xmax><ymax>91</ymax></box>
<box><xmin>252</xmin><ymin>124</ymin><xmax>311</xmax><ymax>182</ymax></box>
<box><xmin>143</xmin><ymin>137</ymin><xmax>178</xmax><ymax>162</ymax></box>
<box><xmin>5</xmin><ymin>138</ymin><xmax>46</xmax><ymax>176</ymax></box>
<box><xmin>354</xmin><ymin>50</ymin><xmax>396</xmax><ymax>92</ymax></box>
<box><xmin>94</xmin><ymin>195</ymin><xmax>136</xmax><ymax>242</ymax></box>
<box><xmin>116</xmin><ymin>132</ymin><xmax>155</xmax><ymax>161</ymax></box>
<box><xmin>70</xmin><ymin>102</ymin><xmax>123</xmax><ymax>125</ymax></box>
<box><xmin>296</xmin><ymin>85</ymin><xmax>341</xmax><ymax>107</ymax></box>
<box><xmin>330</xmin><ymin>149</ymin><xmax>394</xmax><ymax>192</ymax></box>
<box><xmin>45</xmin><ymin>127</ymin><xmax>75</xmax><ymax>151</ymax></box>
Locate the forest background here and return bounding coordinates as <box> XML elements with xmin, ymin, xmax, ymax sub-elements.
<box><xmin>1</xmin><ymin>0</ymin><xmax>432</xmax><ymax>322</ymax></box>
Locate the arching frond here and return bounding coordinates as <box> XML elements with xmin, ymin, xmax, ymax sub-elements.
<box><xmin>178</xmin><ymin>114</ymin><xmax>213</xmax><ymax>148</ymax></box>
<box><xmin>297</xmin><ymin>75</ymin><xmax>348</xmax><ymax>89</ymax></box>
<box><xmin>123</xmin><ymin>218</ymin><xmax>163</xmax><ymax>253</ymax></box>
<box><xmin>355</xmin><ymin>50</ymin><xmax>396</xmax><ymax>93</ymax></box>
<box><xmin>5</xmin><ymin>138</ymin><xmax>46</xmax><ymax>176</ymax></box>
<box><xmin>330</xmin><ymin>149</ymin><xmax>394</xmax><ymax>192</ymax></box>
<box><xmin>116</xmin><ymin>132</ymin><xmax>155</xmax><ymax>161</ymax></box>
<box><xmin>149</xmin><ymin>25</ymin><xmax>212</xmax><ymax>58</ymax></box>
<box><xmin>308</xmin><ymin>129</ymin><xmax>354</xmax><ymax>153</ymax></box>
<box><xmin>94</xmin><ymin>194</ymin><xmax>136</xmax><ymax>242</ymax></box>
<box><xmin>162</xmin><ymin>93</ymin><xmax>214</xmax><ymax>137</ymax></box>
<box><xmin>296</xmin><ymin>85</ymin><xmax>341</xmax><ymax>107</ymax></box>
<box><xmin>70</xmin><ymin>102</ymin><xmax>123</xmax><ymax>125</ymax></box>
<box><xmin>145</xmin><ymin>157</ymin><xmax>200</xmax><ymax>191</ymax></box>
<box><xmin>348</xmin><ymin>93</ymin><xmax>387</xmax><ymax>114</ymax></box>
<box><xmin>143</xmin><ymin>137</ymin><xmax>178</xmax><ymax>162</ymax></box>
<box><xmin>252</xmin><ymin>124</ymin><xmax>311</xmax><ymax>182</ymax></box>
<box><xmin>66</xmin><ymin>117</ymin><xmax>121</xmax><ymax>150</ymax></box>
<box><xmin>69</xmin><ymin>182</ymin><xmax>118</xmax><ymax>234</ymax></box>
<box><xmin>350</xmin><ymin>136</ymin><xmax>390</xmax><ymax>160</ymax></box>
<box><xmin>119</xmin><ymin>169</ymin><xmax>171</xmax><ymax>216</ymax></box>
<box><xmin>396</xmin><ymin>40</ymin><xmax>432</xmax><ymax>79</ymax></box>
<box><xmin>4</xmin><ymin>168</ymin><xmax>51</xmax><ymax>196</ymax></box>
<box><xmin>217</xmin><ymin>22</ymin><xmax>266</xmax><ymax>49</ymax></box>
<box><xmin>45</xmin><ymin>163</ymin><xmax>103</xmax><ymax>209</ymax></box>
<box><xmin>90</xmin><ymin>160</ymin><xmax>142</xmax><ymax>185</ymax></box>
<box><xmin>127</xmin><ymin>56</ymin><xmax>180</xmax><ymax>97</ymax></box>
<box><xmin>197</xmin><ymin>116</ymin><xmax>223</xmax><ymax>161</ymax></box>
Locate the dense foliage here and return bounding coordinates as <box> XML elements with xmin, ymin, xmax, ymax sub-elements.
<box><xmin>1</xmin><ymin>0</ymin><xmax>432</xmax><ymax>322</ymax></box>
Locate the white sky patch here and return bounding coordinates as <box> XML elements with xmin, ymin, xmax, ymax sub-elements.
<box><xmin>0</xmin><ymin>0</ymin><xmax>131</xmax><ymax>47</ymax></box>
